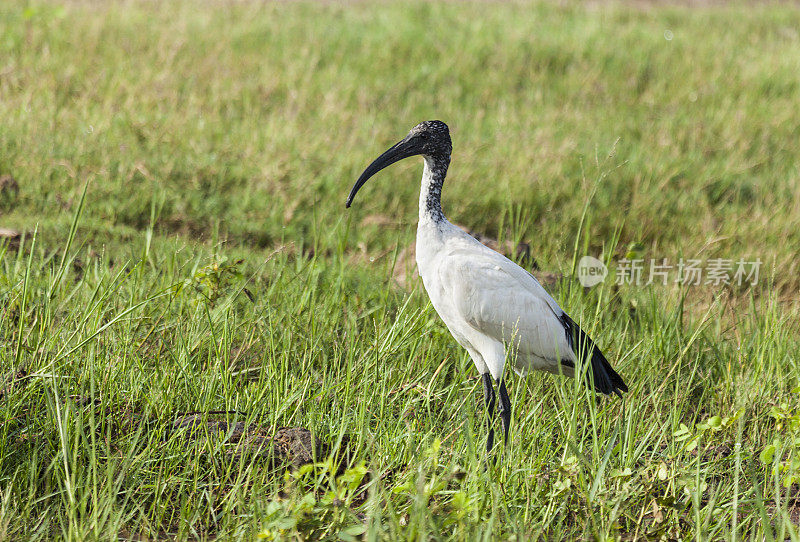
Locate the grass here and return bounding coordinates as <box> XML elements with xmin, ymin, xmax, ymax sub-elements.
<box><xmin>1</xmin><ymin>0</ymin><xmax>800</xmax><ymax>539</ymax></box>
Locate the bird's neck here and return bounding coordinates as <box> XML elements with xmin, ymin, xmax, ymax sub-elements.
<box><xmin>419</xmin><ymin>154</ymin><xmax>450</xmax><ymax>224</ymax></box>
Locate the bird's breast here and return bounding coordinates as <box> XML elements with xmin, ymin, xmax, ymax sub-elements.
<box><xmin>415</xmin><ymin>226</ymin><xmax>447</xmax><ymax>292</ymax></box>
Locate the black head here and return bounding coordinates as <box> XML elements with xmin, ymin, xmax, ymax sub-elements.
<box><xmin>345</xmin><ymin>120</ymin><xmax>451</xmax><ymax>208</ymax></box>
<box><xmin>404</xmin><ymin>120</ymin><xmax>452</xmax><ymax>158</ymax></box>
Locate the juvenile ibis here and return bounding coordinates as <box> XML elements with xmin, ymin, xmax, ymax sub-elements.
<box><xmin>346</xmin><ymin>120</ymin><xmax>628</xmax><ymax>453</ymax></box>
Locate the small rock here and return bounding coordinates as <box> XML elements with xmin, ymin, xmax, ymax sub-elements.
<box><xmin>269</xmin><ymin>427</ymin><xmax>323</xmax><ymax>467</ymax></box>
<box><xmin>0</xmin><ymin>228</ymin><xmax>20</xmax><ymax>241</ymax></box>
<box><xmin>171</xmin><ymin>415</ymin><xmax>323</xmax><ymax>468</ymax></box>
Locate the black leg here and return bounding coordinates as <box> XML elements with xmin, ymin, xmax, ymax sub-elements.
<box><xmin>497</xmin><ymin>379</ymin><xmax>511</xmax><ymax>445</ymax></box>
<box><xmin>481</xmin><ymin>373</ymin><xmax>496</xmax><ymax>454</ymax></box>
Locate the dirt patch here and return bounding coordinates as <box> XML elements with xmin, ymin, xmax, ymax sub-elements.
<box><xmin>7</xmin><ymin>380</ymin><xmax>340</xmax><ymax>472</ymax></box>
<box><xmin>0</xmin><ymin>227</ymin><xmax>21</xmax><ymax>247</ymax></box>
<box><xmin>172</xmin><ymin>414</ymin><xmax>332</xmax><ymax>468</ymax></box>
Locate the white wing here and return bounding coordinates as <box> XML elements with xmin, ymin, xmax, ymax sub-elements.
<box><xmin>438</xmin><ymin>244</ymin><xmax>575</xmax><ymax>365</ymax></box>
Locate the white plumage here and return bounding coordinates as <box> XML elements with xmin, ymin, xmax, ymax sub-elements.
<box><xmin>347</xmin><ymin>120</ymin><xmax>627</xmax><ymax>453</ymax></box>
<box><xmin>416</xmin><ymin>204</ymin><xmax>574</xmax><ymax>381</ymax></box>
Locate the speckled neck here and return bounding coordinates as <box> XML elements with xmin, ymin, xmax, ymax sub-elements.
<box><xmin>419</xmin><ymin>154</ymin><xmax>450</xmax><ymax>223</ymax></box>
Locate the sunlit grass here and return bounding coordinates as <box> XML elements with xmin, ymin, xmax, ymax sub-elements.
<box><xmin>1</xmin><ymin>0</ymin><xmax>799</xmax><ymax>539</ymax></box>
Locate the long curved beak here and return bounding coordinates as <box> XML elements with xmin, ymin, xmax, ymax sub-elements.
<box><xmin>345</xmin><ymin>137</ymin><xmax>421</xmax><ymax>208</ymax></box>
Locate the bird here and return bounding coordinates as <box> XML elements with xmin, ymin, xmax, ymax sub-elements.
<box><xmin>345</xmin><ymin>120</ymin><xmax>628</xmax><ymax>454</ymax></box>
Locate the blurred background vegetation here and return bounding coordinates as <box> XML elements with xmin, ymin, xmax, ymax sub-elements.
<box><xmin>1</xmin><ymin>1</ymin><xmax>799</xmax><ymax>540</ymax></box>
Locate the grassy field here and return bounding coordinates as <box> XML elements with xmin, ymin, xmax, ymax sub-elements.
<box><xmin>2</xmin><ymin>0</ymin><xmax>800</xmax><ymax>539</ymax></box>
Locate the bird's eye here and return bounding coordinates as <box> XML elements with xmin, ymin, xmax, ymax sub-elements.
<box><xmin>419</xmin><ymin>132</ymin><xmax>430</xmax><ymax>140</ymax></box>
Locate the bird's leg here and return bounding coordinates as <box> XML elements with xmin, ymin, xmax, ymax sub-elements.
<box><xmin>481</xmin><ymin>373</ymin><xmax>496</xmax><ymax>454</ymax></box>
<box><xmin>497</xmin><ymin>379</ymin><xmax>511</xmax><ymax>445</ymax></box>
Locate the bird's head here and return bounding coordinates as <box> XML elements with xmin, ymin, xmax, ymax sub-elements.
<box><xmin>346</xmin><ymin>120</ymin><xmax>451</xmax><ymax>208</ymax></box>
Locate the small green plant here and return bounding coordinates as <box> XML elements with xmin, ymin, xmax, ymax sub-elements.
<box><xmin>674</xmin><ymin>410</ymin><xmax>743</xmax><ymax>454</ymax></box>
<box><xmin>760</xmin><ymin>387</ymin><xmax>800</xmax><ymax>488</ymax></box>
<box><xmin>174</xmin><ymin>256</ymin><xmax>244</xmax><ymax>308</ymax></box>
<box><xmin>256</xmin><ymin>461</ymin><xmax>369</xmax><ymax>540</ymax></box>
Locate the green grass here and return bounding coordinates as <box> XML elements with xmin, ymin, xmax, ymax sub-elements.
<box><xmin>2</xmin><ymin>0</ymin><xmax>800</xmax><ymax>539</ymax></box>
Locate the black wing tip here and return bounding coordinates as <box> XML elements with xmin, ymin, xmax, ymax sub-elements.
<box><xmin>591</xmin><ymin>345</ymin><xmax>629</xmax><ymax>398</ymax></box>
<box><xmin>560</xmin><ymin>313</ymin><xmax>629</xmax><ymax>398</ymax></box>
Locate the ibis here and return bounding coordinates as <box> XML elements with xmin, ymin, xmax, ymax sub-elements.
<box><xmin>346</xmin><ymin>120</ymin><xmax>628</xmax><ymax>453</ymax></box>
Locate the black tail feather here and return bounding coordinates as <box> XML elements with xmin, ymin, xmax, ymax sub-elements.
<box><xmin>560</xmin><ymin>313</ymin><xmax>628</xmax><ymax>397</ymax></box>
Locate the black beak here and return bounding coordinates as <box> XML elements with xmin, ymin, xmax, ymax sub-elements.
<box><xmin>345</xmin><ymin>137</ymin><xmax>422</xmax><ymax>208</ymax></box>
